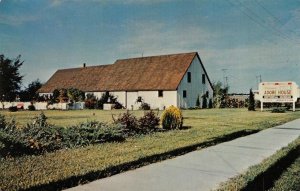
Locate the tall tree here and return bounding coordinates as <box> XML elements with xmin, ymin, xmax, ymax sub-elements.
<box><xmin>0</xmin><ymin>55</ymin><xmax>23</xmax><ymax>101</ymax></box>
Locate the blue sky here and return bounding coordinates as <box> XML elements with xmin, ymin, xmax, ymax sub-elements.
<box><xmin>1</xmin><ymin>0</ymin><xmax>300</xmax><ymax>93</ymax></box>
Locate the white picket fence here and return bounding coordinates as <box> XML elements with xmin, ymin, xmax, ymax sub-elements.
<box><xmin>0</xmin><ymin>102</ymin><xmax>85</xmax><ymax>110</ymax></box>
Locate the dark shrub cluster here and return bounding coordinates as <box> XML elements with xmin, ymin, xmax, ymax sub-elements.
<box><xmin>114</xmin><ymin>110</ymin><xmax>160</xmax><ymax>135</ymax></box>
<box><xmin>28</xmin><ymin>104</ymin><xmax>36</xmax><ymax>111</ymax></box>
<box><xmin>139</xmin><ymin>102</ymin><xmax>151</xmax><ymax>110</ymax></box>
<box><xmin>8</xmin><ymin>106</ymin><xmax>18</xmax><ymax>112</ymax></box>
<box><xmin>85</xmin><ymin>93</ymin><xmax>124</xmax><ymax>110</ymax></box>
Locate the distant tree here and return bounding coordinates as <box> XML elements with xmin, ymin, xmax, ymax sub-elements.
<box><xmin>213</xmin><ymin>81</ymin><xmax>229</xmax><ymax>108</ymax></box>
<box><xmin>202</xmin><ymin>94</ymin><xmax>207</xmax><ymax>108</ymax></box>
<box><xmin>208</xmin><ymin>99</ymin><xmax>213</xmax><ymax>108</ymax></box>
<box><xmin>67</xmin><ymin>88</ymin><xmax>85</xmax><ymax>102</ymax></box>
<box><xmin>248</xmin><ymin>88</ymin><xmax>255</xmax><ymax>111</ymax></box>
<box><xmin>196</xmin><ymin>95</ymin><xmax>200</xmax><ymax>107</ymax></box>
<box><xmin>0</xmin><ymin>55</ymin><xmax>23</xmax><ymax>101</ymax></box>
<box><xmin>20</xmin><ymin>79</ymin><xmax>43</xmax><ymax>101</ymax></box>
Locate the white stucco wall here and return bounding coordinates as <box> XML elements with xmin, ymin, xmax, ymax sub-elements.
<box><xmin>134</xmin><ymin>91</ymin><xmax>177</xmax><ymax>110</ymax></box>
<box><xmin>87</xmin><ymin>91</ymin><xmax>177</xmax><ymax>110</ymax></box>
<box><xmin>177</xmin><ymin>56</ymin><xmax>213</xmax><ymax>108</ymax></box>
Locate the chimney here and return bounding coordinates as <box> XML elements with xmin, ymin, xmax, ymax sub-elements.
<box><xmin>83</xmin><ymin>63</ymin><xmax>86</xmax><ymax>68</ymax></box>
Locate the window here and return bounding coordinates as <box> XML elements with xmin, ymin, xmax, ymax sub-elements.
<box><xmin>187</xmin><ymin>72</ymin><xmax>191</xmax><ymax>83</ymax></box>
<box><xmin>202</xmin><ymin>74</ymin><xmax>206</xmax><ymax>84</ymax></box>
<box><xmin>183</xmin><ymin>90</ymin><xmax>187</xmax><ymax>98</ymax></box>
<box><xmin>158</xmin><ymin>90</ymin><xmax>163</xmax><ymax>97</ymax></box>
<box><xmin>206</xmin><ymin>91</ymin><xmax>209</xmax><ymax>97</ymax></box>
<box><xmin>137</xmin><ymin>96</ymin><xmax>142</xmax><ymax>102</ymax></box>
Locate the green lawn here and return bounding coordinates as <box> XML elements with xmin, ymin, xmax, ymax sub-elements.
<box><xmin>1</xmin><ymin>109</ymin><xmax>300</xmax><ymax>190</ymax></box>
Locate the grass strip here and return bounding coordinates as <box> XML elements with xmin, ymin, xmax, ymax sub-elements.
<box><xmin>215</xmin><ymin>136</ymin><xmax>300</xmax><ymax>191</ymax></box>
<box><xmin>268</xmin><ymin>152</ymin><xmax>300</xmax><ymax>191</ymax></box>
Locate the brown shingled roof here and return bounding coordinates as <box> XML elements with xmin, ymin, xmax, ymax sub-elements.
<box><xmin>38</xmin><ymin>52</ymin><xmax>211</xmax><ymax>93</ymax></box>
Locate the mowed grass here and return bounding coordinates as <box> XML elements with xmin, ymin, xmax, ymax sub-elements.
<box><xmin>1</xmin><ymin>109</ymin><xmax>300</xmax><ymax>190</ymax></box>
<box><xmin>269</xmin><ymin>152</ymin><xmax>300</xmax><ymax>191</ymax></box>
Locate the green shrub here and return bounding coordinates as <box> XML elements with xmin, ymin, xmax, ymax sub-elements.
<box><xmin>138</xmin><ymin>110</ymin><xmax>160</xmax><ymax>131</ymax></box>
<box><xmin>161</xmin><ymin>105</ymin><xmax>183</xmax><ymax>129</ymax></box>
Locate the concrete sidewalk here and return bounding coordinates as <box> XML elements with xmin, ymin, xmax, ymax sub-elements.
<box><xmin>65</xmin><ymin>119</ymin><xmax>300</xmax><ymax>191</ymax></box>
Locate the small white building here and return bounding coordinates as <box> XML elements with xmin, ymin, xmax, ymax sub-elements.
<box><xmin>38</xmin><ymin>52</ymin><xmax>214</xmax><ymax>109</ymax></box>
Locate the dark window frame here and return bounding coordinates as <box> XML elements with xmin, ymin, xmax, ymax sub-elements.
<box><xmin>187</xmin><ymin>72</ymin><xmax>191</xmax><ymax>83</ymax></box>
<box><xmin>158</xmin><ymin>90</ymin><xmax>163</xmax><ymax>97</ymax></box>
<box><xmin>183</xmin><ymin>90</ymin><xmax>187</xmax><ymax>98</ymax></box>
<box><xmin>202</xmin><ymin>74</ymin><xmax>206</xmax><ymax>84</ymax></box>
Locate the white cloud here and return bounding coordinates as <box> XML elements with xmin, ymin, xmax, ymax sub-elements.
<box><xmin>0</xmin><ymin>13</ymin><xmax>37</xmax><ymax>26</ymax></box>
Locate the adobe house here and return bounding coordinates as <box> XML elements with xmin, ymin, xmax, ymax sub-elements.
<box><xmin>38</xmin><ymin>52</ymin><xmax>214</xmax><ymax>109</ymax></box>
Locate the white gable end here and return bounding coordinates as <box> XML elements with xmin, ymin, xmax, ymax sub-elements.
<box><xmin>177</xmin><ymin>56</ymin><xmax>213</xmax><ymax>108</ymax></box>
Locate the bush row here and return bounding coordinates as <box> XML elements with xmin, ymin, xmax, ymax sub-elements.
<box><xmin>0</xmin><ymin>113</ymin><xmax>125</xmax><ymax>155</ymax></box>
<box><xmin>0</xmin><ymin>106</ymin><xmax>183</xmax><ymax>156</ymax></box>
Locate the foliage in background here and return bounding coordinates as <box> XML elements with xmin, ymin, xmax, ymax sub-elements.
<box><xmin>161</xmin><ymin>105</ymin><xmax>183</xmax><ymax>129</ymax></box>
<box><xmin>85</xmin><ymin>92</ymin><xmax>123</xmax><ymax>110</ymax></box>
<box><xmin>85</xmin><ymin>93</ymin><xmax>97</xmax><ymax>109</ymax></box>
<box><xmin>19</xmin><ymin>79</ymin><xmax>42</xmax><ymax>102</ymax></box>
<box><xmin>248</xmin><ymin>88</ymin><xmax>255</xmax><ymax>111</ymax></box>
<box><xmin>213</xmin><ymin>81</ymin><xmax>229</xmax><ymax>108</ymax></box>
<box><xmin>208</xmin><ymin>99</ymin><xmax>213</xmax><ymax>108</ymax></box>
<box><xmin>139</xmin><ymin>102</ymin><xmax>151</xmax><ymax>110</ymax></box>
<box><xmin>0</xmin><ymin>54</ymin><xmax>23</xmax><ymax>102</ymax></box>
<box><xmin>202</xmin><ymin>94</ymin><xmax>207</xmax><ymax>108</ymax></box>
<box><xmin>67</xmin><ymin>88</ymin><xmax>85</xmax><ymax>103</ymax></box>
<box><xmin>8</xmin><ymin>106</ymin><xmax>18</xmax><ymax>112</ymax></box>
<box><xmin>196</xmin><ymin>95</ymin><xmax>200</xmax><ymax>108</ymax></box>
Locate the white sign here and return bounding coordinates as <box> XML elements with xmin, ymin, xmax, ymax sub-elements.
<box><xmin>259</xmin><ymin>82</ymin><xmax>298</xmax><ymax>103</ymax></box>
<box><xmin>256</xmin><ymin>81</ymin><xmax>300</xmax><ymax>111</ymax></box>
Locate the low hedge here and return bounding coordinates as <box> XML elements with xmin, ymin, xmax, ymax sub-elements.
<box><xmin>0</xmin><ymin>113</ymin><xmax>125</xmax><ymax>156</ymax></box>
